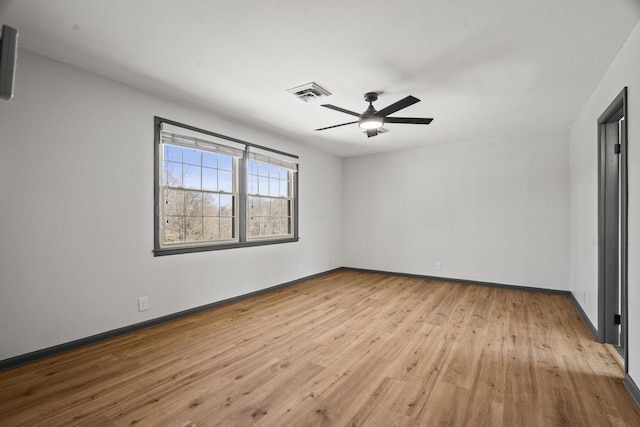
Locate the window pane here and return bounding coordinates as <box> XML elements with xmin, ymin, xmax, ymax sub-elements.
<box><xmin>269</xmin><ymin>165</ymin><xmax>280</xmax><ymax>178</ymax></box>
<box><xmin>241</xmin><ymin>193</ymin><xmax>291</xmax><ymax>239</ymax></box>
<box><xmin>272</xmin><ymin>220</ymin><xmax>282</xmax><ymax>236</ymax></box>
<box><xmin>164</xmin><ymin>161</ymin><xmax>183</xmax><ymax>187</ymax></box>
<box><xmin>183</xmin><ymin>165</ymin><xmax>201</xmax><ymax>190</ymax></box>
<box><xmin>248</xmin><ymin>196</ymin><xmax>259</xmax><ymax>219</ymax></box>
<box><xmin>183</xmin><ymin>148</ymin><xmax>201</xmax><ymax>166</ymax></box>
<box><xmin>164</xmin><ymin>216</ymin><xmax>184</xmax><ymax>243</ymax></box>
<box><xmin>219</xmin><ymin>155</ymin><xmax>233</xmax><ymax>171</ymax></box>
<box><xmin>258</xmin><ymin>162</ymin><xmax>269</xmax><ymax>176</ymax></box>
<box><xmin>279</xmin><ymin>168</ymin><xmax>288</xmax><ymax>180</ymax></box>
<box><xmin>220</xmin><ymin>195</ymin><xmax>233</xmax><ymax>217</ymax></box>
<box><xmin>248</xmin><ymin>218</ymin><xmax>260</xmax><ymax>238</ymax></box>
<box><xmin>202</xmin><ymin>151</ymin><xmax>217</xmax><ymax>168</ymax></box>
<box><xmin>259</xmin><ymin>198</ymin><xmax>270</xmax><ymax>217</ymax></box>
<box><xmin>269</xmin><ymin>178</ymin><xmax>279</xmax><ymax>197</ymax></box>
<box><xmin>248</xmin><ymin>160</ymin><xmax>258</xmax><ymax>175</ymax></box>
<box><xmin>202</xmin><ymin>167</ymin><xmax>217</xmax><ymax>191</ymax></box>
<box><xmin>165</xmin><ymin>189</ymin><xmax>185</xmax><ymax>216</ymax></box>
<box><xmin>258</xmin><ymin>176</ymin><xmax>269</xmax><ymax>196</ymax></box>
<box><xmin>280</xmin><ymin>180</ymin><xmax>289</xmax><ymax>197</ymax></box>
<box><xmin>203</xmin><ymin>217</ymin><xmax>220</xmax><ymax>240</ymax></box>
<box><xmin>262</xmin><ymin>220</ymin><xmax>273</xmax><ymax>237</ymax></box>
<box><xmin>203</xmin><ymin>193</ymin><xmax>219</xmax><ymax>216</ymax></box>
<box><xmin>248</xmin><ymin>174</ymin><xmax>258</xmax><ymax>194</ymax></box>
<box><xmin>220</xmin><ymin>218</ymin><xmax>233</xmax><ymax>239</ymax></box>
<box><xmin>164</xmin><ymin>145</ymin><xmax>182</xmax><ymax>162</ymax></box>
<box><xmin>219</xmin><ymin>170</ymin><xmax>233</xmax><ymax>192</ymax></box>
<box><xmin>185</xmin><ymin>216</ymin><xmax>203</xmax><ymax>241</ymax></box>
<box><xmin>271</xmin><ymin>199</ymin><xmax>283</xmax><ymax>217</ymax></box>
<box><xmin>184</xmin><ymin>192</ymin><xmax>203</xmax><ymax>217</ymax></box>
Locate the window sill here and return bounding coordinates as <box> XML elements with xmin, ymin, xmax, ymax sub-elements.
<box><xmin>153</xmin><ymin>237</ymin><xmax>300</xmax><ymax>256</ymax></box>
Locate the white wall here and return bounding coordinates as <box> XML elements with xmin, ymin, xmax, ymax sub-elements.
<box><xmin>343</xmin><ymin>133</ymin><xmax>570</xmax><ymax>290</ymax></box>
<box><xmin>0</xmin><ymin>51</ymin><xmax>343</xmax><ymax>361</ymax></box>
<box><xmin>570</xmin><ymin>19</ymin><xmax>640</xmax><ymax>381</ymax></box>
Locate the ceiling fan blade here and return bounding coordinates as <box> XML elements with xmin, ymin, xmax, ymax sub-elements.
<box><xmin>366</xmin><ymin>128</ymin><xmax>378</xmax><ymax>138</ymax></box>
<box><xmin>315</xmin><ymin>121</ymin><xmax>358</xmax><ymax>131</ymax></box>
<box><xmin>321</xmin><ymin>104</ymin><xmax>361</xmax><ymax>117</ymax></box>
<box><xmin>384</xmin><ymin>117</ymin><xmax>433</xmax><ymax>125</ymax></box>
<box><xmin>375</xmin><ymin>95</ymin><xmax>420</xmax><ymax>117</ymax></box>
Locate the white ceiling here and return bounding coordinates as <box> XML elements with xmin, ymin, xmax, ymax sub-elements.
<box><xmin>2</xmin><ymin>0</ymin><xmax>639</xmax><ymax>157</ymax></box>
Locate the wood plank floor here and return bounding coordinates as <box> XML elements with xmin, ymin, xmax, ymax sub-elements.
<box><xmin>1</xmin><ymin>270</ymin><xmax>639</xmax><ymax>426</ymax></box>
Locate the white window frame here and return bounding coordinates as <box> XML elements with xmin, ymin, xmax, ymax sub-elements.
<box><xmin>247</xmin><ymin>148</ymin><xmax>297</xmax><ymax>241</ymax></box>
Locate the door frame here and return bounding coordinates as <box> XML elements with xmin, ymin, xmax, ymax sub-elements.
<box><xmin>597</xmin><ymin>87</ymin><xmax>628</xmax><ymax>370</ymax></box>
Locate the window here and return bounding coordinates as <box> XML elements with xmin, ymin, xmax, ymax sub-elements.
<box><xmin>247</xmin><ymin>152</ymin><xmax>296</xmax><ymax>240</ymax></box>
<box><xmin>154</xmin><ymin>117</ymin><xmax>298</xmax><ymax>255</ymax></box>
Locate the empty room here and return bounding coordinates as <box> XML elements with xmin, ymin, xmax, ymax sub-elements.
<box><xmin>1</xmin><ymin>1</ymin><xmax>640</xmax><ymax>425</ymax></box>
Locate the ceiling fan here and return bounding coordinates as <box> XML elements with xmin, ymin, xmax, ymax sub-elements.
<box><xmin>315</xmin><ymin>92</ymin><xmax>433</xmax><ymax>138</ymax></box>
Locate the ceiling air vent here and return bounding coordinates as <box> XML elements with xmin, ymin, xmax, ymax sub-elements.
<box><xmin>286</xmin><ymin>82</ymin><xmax>331</xmax><ymax>102</ymax></box>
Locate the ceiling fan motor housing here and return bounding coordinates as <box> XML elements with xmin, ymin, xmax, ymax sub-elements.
<box><xmin>359</xmin><ymin>92</ymin><xmax>383</xmax><ymax>129</ymax></box>
<box><xmin>359</xmin><ymin>105</ymin><xmax>383</xmax><ymax>129</ymax></box>
<box><xmin>364</xmin><ymin>92</ymin><xmax>379</xmax><ymax>103</ymax></box>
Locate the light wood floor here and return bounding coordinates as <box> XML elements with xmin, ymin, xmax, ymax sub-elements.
<box><xmin>1</xmin><ymin>270</ymin><xmax>639</xmax><ymax>426</ymax></box>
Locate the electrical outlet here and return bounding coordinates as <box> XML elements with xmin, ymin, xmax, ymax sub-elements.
<box><xmin>435</xmin><ymin>262</ymin><xmax>442</xmax><ymax>271</ymax></box>
<box><xmin>138</xmin><ymin>296</ymin><xmax>149</xmax><ymax>312</ymax></box>
<box><xmin>329</xmin><ymin>258</ymin><xmax>333</xmax><ymax>266</ymax></box>
<box><xmin>583</xmin><ymin>292</ymin><xmax>588</xmax><ymax>305</ymax></box>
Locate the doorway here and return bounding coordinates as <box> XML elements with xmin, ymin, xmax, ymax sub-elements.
<box><xmin>598</xmin><ymin>87</ymin><xmax>627</xmax><ymax>370</ymax></box>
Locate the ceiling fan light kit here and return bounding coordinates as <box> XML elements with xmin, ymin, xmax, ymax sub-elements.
<box><xmin>316</xmin><ymin>91</ymin><xmax>433</xmax><ymax>138</ymax></box>
<box><xmin>358</xmin><ymin>118</ymin><xmax>383</xmax><ymax>129</ymax></box>
<box><xmin>358</xmin><ymin>116</ymin><xmax>383</xmax><ymax>130</ymax></box>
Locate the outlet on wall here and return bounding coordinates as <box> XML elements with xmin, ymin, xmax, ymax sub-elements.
<box><xmin>435</xmin><ymin>261</ymin><xmax>442</xmax><ymax>271</ymax></box>
<box><xmin>138</xmin><ymin>296</ymin><xmax>149</xmax><ymax>312</ymax></box>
